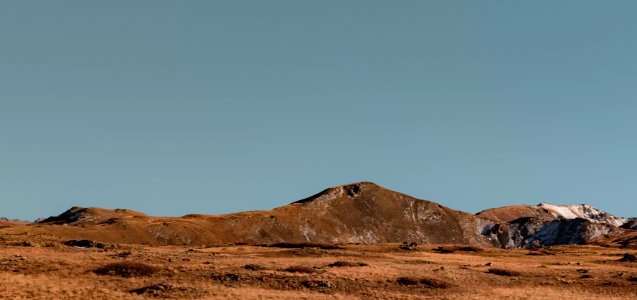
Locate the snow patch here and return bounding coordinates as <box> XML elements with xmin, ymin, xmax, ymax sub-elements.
<box><xmin>538</xmin><ymin>203</ymin><xmax>627</xmax><ymax>227</ymax></box>
<box><xmin>299</xmin><ymin>225</ymin><xmax>316</xmax><ymax>241</ymax></box>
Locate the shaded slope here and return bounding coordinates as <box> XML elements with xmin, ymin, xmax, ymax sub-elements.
<box><xmin>620</xmin><ymin>218</ymin><xmax>637</xmax><ymax>230</ymax></box>
<box><xmin>483</xmin><ymin>217</ymin><xmax>625</xmax><ymax>248</ymax></box>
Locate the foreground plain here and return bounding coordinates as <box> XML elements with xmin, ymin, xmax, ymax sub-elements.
<box><xmin>0</xmin><ymin>237</ymin><xmax>635</xmax><ymax>299</ymax></box>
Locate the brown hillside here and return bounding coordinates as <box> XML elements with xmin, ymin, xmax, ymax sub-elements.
<box><xmin>594</xmin><ymin>230</ymin><xmax>637</xmax><ymax>249</ymax></box>
<box><xmin>477</xmin><ymin>205</ymin><xmax>556</xmax><ymax>223</ymax></box>
<box><xmin>38</xmin><ymin>206</ymin><xmax>148</xmax><ymax>225</ymax></box>
<box><xmin>0</xmin><ymin>182</ymin><xmax>494</xmax><ymax>247</ymax></box>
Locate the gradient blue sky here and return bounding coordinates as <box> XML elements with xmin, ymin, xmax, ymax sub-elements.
<box><xmin>2</xmin><ymin>1</ymin><xmax>636</xmax><ymax>221</ymax></box>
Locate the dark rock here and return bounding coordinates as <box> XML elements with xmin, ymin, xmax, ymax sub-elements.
<box><xmin>130</xmin><ymin>284</ymin><xmax>172</xmax><ymax>295</ymax></box>
<box><xmin>94</xmin><ymin>262</ymin><xmax>158</xmax><ymax>277</ymax></box>
<box><xmin>400</xmin><ymin>241</ymin><xmax>418</xmax><ymax>250</ymax></box>
<box><xmin>243</xmin><ymin>264</ymin><xmax>264</xmax><ymax>271</ymax></box>
<box><xmin>396</xmin><ymin>277</ymin><xmax>419</xmax><ymax>286</ymax></box>
<box><xmin>487</xmin><ymin>268</ymin><xmax>520</xmax><ymax>276</ymax></box>
<box><xmin>618</xmin><ymin>253</ymin><xmax>636</xmax><ymax>262</ymax></box>
<box><xmin>576</xmin><ymin>269</ymin><xmax>588</xmax><ymax>273</ymax></box>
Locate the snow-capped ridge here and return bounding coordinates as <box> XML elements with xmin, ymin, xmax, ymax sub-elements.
<box><xmin>537</xmin><ymin>202</ymin><xmax>627</xmax><ymax>227</ymax></box>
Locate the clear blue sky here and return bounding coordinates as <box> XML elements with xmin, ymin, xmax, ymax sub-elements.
<box><xmin>2</xmin><ymin>1</ymin><xmax>636</xmax><ymax>221</ymax></box>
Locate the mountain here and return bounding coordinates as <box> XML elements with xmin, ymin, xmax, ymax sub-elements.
<box><xmin>477</xmin><ymin>203</ymin><xmax>630</xmax><ymax>248</ymax></box>
<box><xmin>1</xmin><ymin>182</ymin><xmax>633</xmax><ymax>248</ymax></box>
<box><xmin>23</xmin><ymin>182</ymin><xmax>492</xmax><ymax>246</ymax></box>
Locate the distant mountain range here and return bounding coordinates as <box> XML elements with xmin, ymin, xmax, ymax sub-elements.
<box><xmin>0</xmin><ymin>217</ymin><xmax>30</xmax><ymax>229</ymax></box>
<box><xmin>2</xmin><ymin>182</ymin><xmax>635</xmax><ymax>248</ymax></box>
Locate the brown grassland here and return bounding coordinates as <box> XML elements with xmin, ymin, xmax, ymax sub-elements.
<box><xmin>0</xmin><ymin>238</ymin><xmax>635</xmax><ymax>299</ymax></box>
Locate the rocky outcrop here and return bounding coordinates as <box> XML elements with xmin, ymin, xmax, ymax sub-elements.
<box><xmin>621</xmin><ymin>218</ymin><xmax>637</xmax><ymax>230</ymax></box>
<box><xmin>483</xmin><ymin>217</ymin><xmax>624</xmax><ymax>248</ymax></box>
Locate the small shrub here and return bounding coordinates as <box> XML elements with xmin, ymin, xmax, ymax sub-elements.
<box><xmin>129</xmin><ymin>284</ymin><xmax>195</xmax><ymax>297</ymax></box>
<box><xmin>526</xmin><ymin>250</ymin><xmax>555</xmax><ymax>256</ymax></box>
<box><xmin>618</xmin><ymin>253</ymin><xmax>636</xmax><ymax>262</ymax></box>
<box><xmin>219</xmin><ymin>273</ymin><xmax>240</xmax><ymax>281</ymax></box>
<box><xmin>64</xmin><ymin>240</ymin><xmax>105</xmax><ymax>249</ymax></box>
<box><xmin>283</xmin><ymin>265</ymin><xmax>316</xmax><ymax>273</ymax></box>
<box><xmin>243</xmin><ymin>264</ymin><xmax>264</xmax><ymax>271</ymax></box>
<box><xmin>269</xmin><ymin>242</ymin><xmax>343</xmax><ymax>250</ymax></box>
<box><xmin>116</xmin><ymin>251</ymin><xmax>132</xmax><ymax>258</ymax></box>
<box><xmin>396</xmin><ymin>277</ymin><xmax>419</xmax><ymax>285</ymax></box>
<box><xmin>432</xmin><ymin>245</ymin><xmax>482</xmax><ymax>253</ymax></box>
<box><xmin>456</xmin><ymin>246</ymin><xmax>482</xmax><ymax>252</ymax></box>
<box><xmin>404</xmin><ymin>259</ymin><xmax>434</xmax><ymax>265</ymax></box>
<box><xmin>327</xmin><ymin>261</ymin><xmax>368</xmax><ymax>267</ymax></box>
<box><xmin>396</xmin><ymin>276</ymin><xmax>450</xmax><ymax>288</ymax></box>
<box><xmin>419</xmin><ymin>277</ymin><xmax>450</xmax><ymax>288</ymax></box>
<box><xmin>301</xmin><ymin>279</ymin><xmax>333</xmax><ymax>289</ymax></box>
<box><xmin>487</xmin><ymin>268</ymin><xmax>520</xmax><ymax>276</ymax></box>
<box><xmin>400</xmin><ymin>241</ymin><xmax>418</xmax><ymax>250</ymax></box>
<box><xmin>94</xmin><ymin>262</ymin><xmax>158</xmax><ymax>277</ymax></box>
<box><xmin>130</xmin><ymin>284</ymin><xmax>173</xmax><ymax>295</ymax></box>
<box><xmin>433</xmin><ymin>246</ymin><xmax>455</xmax><ymax>254</ymax></box>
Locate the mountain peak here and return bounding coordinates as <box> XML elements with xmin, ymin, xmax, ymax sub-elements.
<box><xmin>291</xmin><ymin>182</ymin><xmax>378</xmax><ymax>204</ymax></box>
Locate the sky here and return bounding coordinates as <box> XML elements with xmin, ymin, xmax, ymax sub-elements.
<box><xmin>1</xmin><ymin>1</ymin><xmax>636</xmax><ymax>221</ymax></box>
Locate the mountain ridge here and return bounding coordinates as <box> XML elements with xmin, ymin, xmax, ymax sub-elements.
<box><xmin>2</xmin><ymin>182</ymin><xmax>635</xmax><ymax>248</ymax></box>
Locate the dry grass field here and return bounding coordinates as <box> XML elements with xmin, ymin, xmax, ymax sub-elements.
<box><xmin>0</xmin><ymin>237</ymin><xmax>635</xmax><ymax>299</ymax></box>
